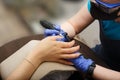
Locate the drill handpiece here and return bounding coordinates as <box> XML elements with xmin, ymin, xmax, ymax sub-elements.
<box><xmin>40</xmin><ymin>20</ymin><xmax>71</xmax><ymax>42</ymax></box>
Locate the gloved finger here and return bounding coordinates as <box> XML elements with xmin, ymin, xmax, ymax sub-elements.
<box><xmin>60</xmin><ymin>53</ymin><xmax>80</xmax><ymax>59</ymax></box>
<box><xmin>57</xmin><ymin>40</ymin><xmax>75</xmax><ymax>48</ymax></box>
<box><xmin>44</xmin><ymin>29</ymin><xmax>59</xmax><ymax>36</ymax></box>
<box><xmin>56</xmin><ymin>59</ymin><xmax>73</xmax><ymax>65</ymax></box>
<box><xmin>51</xmin><ymin>34</ymin><xmax>56</xmax><ymax>36</ymax></box>
<box><xmin>62</xmin><ymin>46</ymin><xmax>80</xmax><ymax>53</ymax></box>
<box><xmin>54</xmin><ymin>25</ymin><xmax>66</xmax><ymax>35</ymax></box>
<box><xmin>54</xmin><ymin>24</ymin><xmax>61</xmax><ymax>31</ymax></box>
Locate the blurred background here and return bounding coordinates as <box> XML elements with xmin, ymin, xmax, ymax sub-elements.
<box><xmin>0</xmin><ymin>0</ymin><xmax>100</xmax><ymax>48</ymax></box>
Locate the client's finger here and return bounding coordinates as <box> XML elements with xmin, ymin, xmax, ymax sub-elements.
<box><xmin>60</xmin><ymin>53</ymin><xmax>80</xmax><ymax>59</ymax></box>
<box><xmin>57</xmin><ymin>40</ymin><xmax>75</xmax><ymax>48</ymax></box>
<box><xmin>62</xmin><ymin>46</ymin><xmax>80</xmax><ymax>53</ymax></box>
<box><xmin>56</xmin><ymin>59</ymin><xmax>73</xmax><ymax>65</ymax></box>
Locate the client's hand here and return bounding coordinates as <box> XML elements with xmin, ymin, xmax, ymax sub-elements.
<box><xmin>44</xmin><ymin>23</ymin><xmax>94</xmax><ymax>73</ymax></box>
<box><xmin>26</xmin><ymin>36</ymin><xmax>80</xmax><ymax>67</ymax></box>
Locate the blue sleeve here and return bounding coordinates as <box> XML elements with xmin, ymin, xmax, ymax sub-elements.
<box><xmin>87</xmin><ymin>0</ymin><xmax>91</xmax><ymax>12</ymax></box>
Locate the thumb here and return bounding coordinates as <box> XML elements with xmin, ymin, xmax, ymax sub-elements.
<box><xmin>48</xmin><ymin>36</ymin><xmax>63</xmax><ymax>41</ymax></box>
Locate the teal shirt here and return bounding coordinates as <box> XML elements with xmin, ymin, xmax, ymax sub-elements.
<box><xmin>87</xmin><ymin>0</ymin><xmax>120</xmax><ymax>40</ymax></box>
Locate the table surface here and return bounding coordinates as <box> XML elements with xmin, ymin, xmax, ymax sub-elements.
<box><xmin>0</xmin><ymin>34</ymin><xmax>109</xmax><ymax>68</ymax></box>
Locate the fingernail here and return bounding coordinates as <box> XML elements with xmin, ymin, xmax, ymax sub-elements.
<box><xmin>76</xmin><ymin>53</ymin><xmax>81</xmax><ymax>56</ymax></box>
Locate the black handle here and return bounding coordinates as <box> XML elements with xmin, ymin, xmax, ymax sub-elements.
<box><xmin>40</xmin><ymin>20</ymin><xmax>55</xmax><ymax>29</ymax></box>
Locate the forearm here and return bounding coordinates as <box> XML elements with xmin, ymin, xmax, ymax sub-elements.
<box><xmin>93</xmin><ymin>65</ymin><xmax>120</xmax><ymax>80</ymax></box>
<box><xmin>6</xmin><ymin>52</ymin><xmax>42</xmax><ymax>80</ymax></box>
<box><xmin>61</xmin><ymin>4</ymin><xmax>94</xmax><ymax>37</ymax></box>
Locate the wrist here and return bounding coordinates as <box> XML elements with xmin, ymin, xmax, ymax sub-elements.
<box><xmin>61</xmin><ymin>21</ymin><xmax>76</xmax><ymax>38</ymax></box>
<box><xmin>26</xmin><ymin>52</ymin><xmax>43</xmax><ymax>68</ymax></box>
<box><xmin>87</xmin><ymin>62</ymin><xmax>96</xmax><ymax>76</ymax></box>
